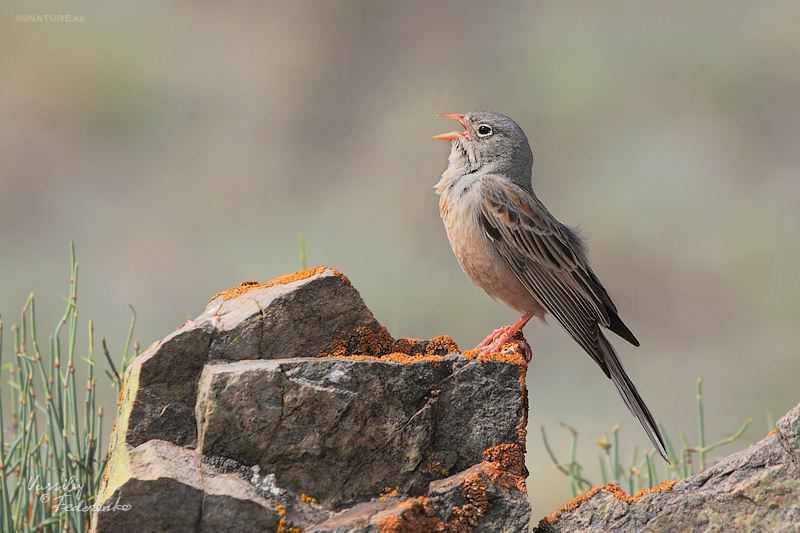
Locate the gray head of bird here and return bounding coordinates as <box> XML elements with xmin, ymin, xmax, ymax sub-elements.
<box><xmin>434</xmin><ymin>111</ymin><xmax>534</xmax><ymax>190</ymax></box>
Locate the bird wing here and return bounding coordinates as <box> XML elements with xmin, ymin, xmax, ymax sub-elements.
<box><xmin>477</xmin><ymin>178</ymin><xmax>639</xmax><ymax>369</ymax></box>
<box><xmin>478</xmin><ymin>178</ymin><xmax>668</xmax><ymax>461</ymax></box>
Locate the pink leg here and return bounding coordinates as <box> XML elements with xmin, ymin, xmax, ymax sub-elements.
<box><xmin>475</xmin><ymin>312</ymin><xmax>535</xmax><ymax>358</ymax></box>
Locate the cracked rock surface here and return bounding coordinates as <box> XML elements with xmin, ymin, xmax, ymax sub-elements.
<box><xmin>91</xmin><ymin>267</ymin><xmax>532</xmax><ymax>532</ymax></box>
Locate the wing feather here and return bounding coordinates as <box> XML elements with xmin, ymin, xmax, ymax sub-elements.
<box><xmin>479</xmin><ymin>179</ymin><xmax>614</xmax><ymax>337</ymax></box>
<box><xmin>478</xmin><ymin>178</ymin><xmax>665</xmax><ymax>460</ymax></box>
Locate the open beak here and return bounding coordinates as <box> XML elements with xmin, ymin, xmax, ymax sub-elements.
<box><xmin>433</xmin><ymin>113</ymin><xmax>469</xmax><ymax>141</ymax></box>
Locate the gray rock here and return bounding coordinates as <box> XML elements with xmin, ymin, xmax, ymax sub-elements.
<box><xmin>92</xmin><ymin>267</ymin><xmax>532</xmax><ymax>532</ymax></box>
<box><xmin>535</xmin><ymin>402</ymin><xmax>800</xmax><ymax>533</ymax></box>
<box><xmin>195</xmin><ymin>355</ymin><xmax>526</xmax><ymax>510</ymax></box>
<box><xmin>121</xmin><ymin>322</ymin><xmax>213</xmax><ymax>448</ymax></box>
<box><xmin>111</xmin><ymin>268</ymin><xmax>382</xmax><ymax>450</ymax></box>
<box><xmin>309</xmin><ymin>458</ymin><xmax>530</xmax><ymax>532</ymax></box>
<box><xmin>204</xmin><ymin>268</ymin><xmax>382</xmax><ymax>361</ymax></box>
<box><xmin>91</xmin><ymin>439</ymin><xmax>287</xmax><ymax>533</ymax></box>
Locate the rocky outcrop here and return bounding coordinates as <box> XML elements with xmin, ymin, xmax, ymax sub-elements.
<box><xmin>91</xmin><ymin>267</ymin><xmax>532</xmax><ymax>532</ymax></box>
<box><xmin>536</xmin><ymin>403</ymin><xmax>800</xmax><ymax>533</ymax></box>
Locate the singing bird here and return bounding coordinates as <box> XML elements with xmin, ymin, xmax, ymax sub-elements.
<box><xmin>434</xmin><ymin>111</ymin><xmax>668</xmax><ymax>461</ymax></box>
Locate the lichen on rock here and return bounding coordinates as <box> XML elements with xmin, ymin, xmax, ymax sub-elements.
<box><xmin>91</xmin><ymin>267</ymin><xmax>532</xmax><ymax>532</ymax></box>
<box><xmin>535</xmin><ymin>404</ymin><xmax>800</xmax><ymax>533</ymax></box>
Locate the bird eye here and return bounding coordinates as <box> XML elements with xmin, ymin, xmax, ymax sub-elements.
<box><xmin>477</xmin><ymin>124</ymin><xmax>493</xmax><ymax>137</ymax></box>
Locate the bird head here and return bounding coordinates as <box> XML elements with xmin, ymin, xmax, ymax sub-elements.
<box><xmin>434</xmin><ymin>111</ymin><xmax>534</xmax><ymax>190</ymax></box>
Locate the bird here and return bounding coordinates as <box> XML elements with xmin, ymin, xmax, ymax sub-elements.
<box><xmin>433</xmin><ymin>111</ymin><xmax>668</xmax><ymax>462</ymax></box>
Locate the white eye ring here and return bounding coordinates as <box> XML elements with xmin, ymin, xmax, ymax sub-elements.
<box><xmin>476</xmin><ymin>124</ymin><xmax>493</xmax><ymax>137</ymax></box>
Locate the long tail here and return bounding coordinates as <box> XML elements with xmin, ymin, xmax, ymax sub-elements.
<box><xmin>600</xmin><ymin>334</ymin><xmax>669</xmax><ymax>462</ymax></box>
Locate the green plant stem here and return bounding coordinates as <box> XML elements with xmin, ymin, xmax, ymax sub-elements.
<box><xmin>697</xmin><ymin>418</ymin><xmax>752</xmax><ymax>454</ymax></box>
<box><xmin>0</xmin><ymin>316</ymin><xmax>11</xmax><ymax>533</ymax></box>
<box><xmin>697</xmin><ymin>377</ymin><xmax>705</xmax><ymax>471</ymax></box>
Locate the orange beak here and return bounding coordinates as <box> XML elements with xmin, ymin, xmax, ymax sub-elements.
<box><xmin>433</xmin><ymin>113</ymin><xmax>469</xmax><ymax>141</ymax></box>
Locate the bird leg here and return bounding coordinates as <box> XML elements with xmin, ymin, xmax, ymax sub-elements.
<box><xmin>475</xmin><ymin>312</ymin><xmax>535</xmax><ymax>360</ymax></box>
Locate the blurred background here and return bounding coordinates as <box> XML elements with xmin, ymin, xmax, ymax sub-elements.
<box><xmin>2</xmin><ymin>0</ymin><xmax>799</xmax><ymax>520</ymax></box>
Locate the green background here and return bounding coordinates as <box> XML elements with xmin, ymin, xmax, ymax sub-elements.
<box><xmin>2</xmin><ymin>1</ymin><xmax>799</xmax><ymax>519</ymax></box>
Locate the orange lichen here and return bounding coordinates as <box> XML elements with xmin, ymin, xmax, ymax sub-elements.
<box><xmin>540</xmin><ymin>486</ymin><xmax>605</xmax><ymax>526</ymax></box>
<box><xmin>356</xmin><ymin>325</ymin><xmax>395</xmax><ymax>355</ymax></box>
<box><xmin>464</xmin><ymin>345</ymin><xmax>528</xmax><ymax>392</ymax></box>
<box><xmin>605</xmin><ymin>483</ymin><xmax>635</xmax><ymax>503</ymax></box>
<box><xmin>453</xmin><ymin>471</ymin><xmax>490</xmax><ymax>528</ymax></box>
<box><xmin>633</xmin><ymin>480</ymin><xmax>678</xmax><ymax>500</ymax></box>
<box><xmin>276</xmin><ymin>517</ymin><xmax>300</xmax><ymax>533</ymax></box>
<box><xmin>425</xmin><ymin>335</ymin><xmax>460</xmax><ymax>355</ymax></box>
<box><xmin>766</xmin><ymin>428</ymin><xmax>777</xmax><ymax>438</ymax></box>
<box><xmin>377</xmin><ymin>469</ymin><xmax>499</xmax><ymax>532</ymax></box>
<box><xmin>392</xmin><ymin>337</ymin><xmax>417</xmax><ymax>354</ymax></box>
<box><xmin>376</xmin><ymin>496</ymin><xmax>442</xmax><ymax>532</ymax></box>
<box><xmin>481</xmin><ymin>444</ymin><xmax>527</xmax><ymax>493</ymax></box>
<box><xmin>518</xmin><ymin>426</ymin><xmax>528</xmax><ymax>450</ymax></box>
<box><xmin>318</xmin><ymin>324</ymin><xmax>395</xmax><ymax>359</ymax></box>
<box><xmin>420</xmin><ymin>453</ymin><xmax>450</xmax><ymax>477</ymax></box>
<box><xmin>379</xmin><ymin>353</ymin><xmax>446</xmax><ymax>365</ymax></box>
<box><xmin>482</xmin><ymin>444</ymin><xmax>526</xmax><ymax>477</ymax></box>
<box><xmin>463</xmin><ymin>347</ymin><xmax>527</xmax><ymax>367</ymax></box>
<box><xmin>540</xmin><ymin>481</ymin><xmax>678</xmax><ymax>526</ymax></box>
<box><xmin>209</xmin><ymin>266</ymin><xmax>347</xmax><ymax>302</ymax></box>
<box><xmin>300</xmin><ymin>493</ymin><xmax>317</xmax><ymax>504</ymax></box>
<box><xmin>317</xmin><ymin>325</ymin><xmax>458</xmax><ymax>365</ymax></box>
<box><xmin>481</xmin><ymin>461</ymin><xmax>526</xmax><ymax>493</ymax></box>
<box><xmin>379</xmin><ymin>487</ymin><xmax>402</xmax><ymax>501</ymax></box>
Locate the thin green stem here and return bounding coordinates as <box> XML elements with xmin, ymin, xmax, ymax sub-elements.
<box><xmin>697</xmin><ymin>418</ymin><xmax>752</xmax><ymax>454</ymax></box>
<box><xmin>680</xmin><ymin>432</ymin><xmax>692</xmax><ymax>478</ymax></box>
<box><xmin>658</xmin><ymin>421</ymin><xmax>678</xmax><ymax>480</ymax></box>
<box><xmin>697</xmin><ymin>377</ymin><xmax>705</xmax><ymax>471</ymax></box>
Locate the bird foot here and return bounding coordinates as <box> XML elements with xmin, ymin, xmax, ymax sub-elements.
<box><xmin>474</xmin><ymin>312</ymin><xmax>535</xmax><ymax>362</ymax></box>
<box><xmin>475</xmin><ymin>327</ymin><xmax>533</xmax><ymax>362</ymax></box>
<box><xmin>476</xmin><ymin>325</ymin><xmax>515</xmax><ymax>350</ymax></box>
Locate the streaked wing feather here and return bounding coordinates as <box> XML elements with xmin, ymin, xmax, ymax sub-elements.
<box><xmin>480</xmin><ymin>180</ymin><xmax>612</xmax><ymax>329</ymax></box>
<box><xmin>478</xmin><ymin>177</ymin><xmax>664</xmax><ymax>460</ymax></box>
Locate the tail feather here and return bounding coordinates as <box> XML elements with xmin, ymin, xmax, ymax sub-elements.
<box><xmin>600</xmin><ymin>335</ymin><xmax>669</xmax><ymax>462</ymax></box>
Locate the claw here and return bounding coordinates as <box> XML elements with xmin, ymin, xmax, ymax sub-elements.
<box><xmin>473</xmin><ymin>312</ymin><xmax>535</xmax><ymax>361</ymax></box>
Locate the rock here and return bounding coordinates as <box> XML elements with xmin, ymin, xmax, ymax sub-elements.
<box><xmin>535</xmin><ymin>402</ymin><xmax>800</xmax><ymax>533</ymax></box>
<box><xmin>195</xmin><ymin>355</ymin><xmax>526</xmax><ymax>510</ymax></box>
<box><xmin>309</xmin><ymin>451</ymin><xmax>530</xmax><ymax>532</ymax></box>
<box><xmin>114</xmin><ymin>268</ymin><xmax>381</xmax><ymax>449</ymax></box>
<box><xmin>116</xmin><ymin>323</ymin><xmax>213</xmax><ymax>448</ymax></box>
<box><xmin>93</xmin><ymin>439</ymin><xmax>287</xmax><ymax>533</ymax></box>
<box><xmin>92</xmin><ymin>267</ymin><xmax>532</xmax><ymax>532</ymax></box>
<box><xmin>204</xmin><ymin>268</ymin><xmax>383</xmax><ymax>361</ymax></box>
